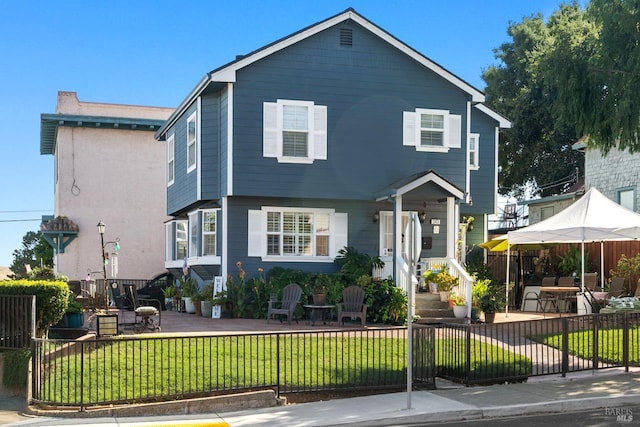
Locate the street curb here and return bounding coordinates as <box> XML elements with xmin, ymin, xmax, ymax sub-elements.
<box><xmin>25</xmin><ymin>390</ymin><xmax>282</xmax><ymax>418</ymax></box>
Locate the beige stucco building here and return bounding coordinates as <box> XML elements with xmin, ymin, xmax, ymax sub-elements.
<box><xmin>40</xmin><ymin>91</ymin><xmax>174</xmax><ymax>282</ymax></box>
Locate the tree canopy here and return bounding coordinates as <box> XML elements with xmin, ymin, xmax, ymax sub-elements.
<box><xmin>483</xmin><ymin>1</ymin><xmax>640</xmax><ymax>197</ymax></box>
<box><xmin>9</xmin><ymin>231</ymin><xmax>54</xmax><ymax>279</ymax></box>
<box><xmin>549</xmin><ymin>0</ymin><xmax>640</xmax><ymax>153</ymax></box>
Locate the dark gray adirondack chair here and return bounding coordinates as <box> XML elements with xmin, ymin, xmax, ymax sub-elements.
<box><xmin>337</xmin><ymin>285</ymin><xmax>367</xmax><ymax>328</ymax></box>
<box><xmin>609</xmin><ymin>277</ymin><xmax>627</xmax><ymax>298</ymax></box>
<box><xmin>267</xmin><ymin>283</ymin><xmax>302</xmax><ymax>324</ymax></box>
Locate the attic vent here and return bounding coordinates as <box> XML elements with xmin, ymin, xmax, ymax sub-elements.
<box><xmin>339</xmin><ymin>28</ymin><xmax>353</xmax><ymax>46</ymax></box>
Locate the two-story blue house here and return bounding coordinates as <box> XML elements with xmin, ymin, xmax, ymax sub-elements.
<box><xmin>155</xmin><ymin>8</ymin><xmax>510</xmax><ymax>294</ymax></box>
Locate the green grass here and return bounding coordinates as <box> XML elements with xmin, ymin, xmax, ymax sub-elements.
<box><xmin>436</xmin><ymin>339</ymin><xmax>532</xmax><ymax>381</ymax></box>
<box><xmin>39</xmin><ymin>334</ymin><xmax>531</xmax><ymax>404</ymax></box>
<box><xmin>537</xmin><ymin>327</ymin><xmax>640</xmax><ymax>364</ymax></box>
<box><xmin>40</xmin><ymin>335</ymin><xmax>407</xmax><ymax>404</ymax></box>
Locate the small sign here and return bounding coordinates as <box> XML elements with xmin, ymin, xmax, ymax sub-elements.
<box><xmin>212</xmin><ymin>276</ymin><xmax>224</xmax><ymax>319</ymax></box>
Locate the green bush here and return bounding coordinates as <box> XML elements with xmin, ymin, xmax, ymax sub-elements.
<box><xmin>0</xmin><ymin>279</ymin><xmax>69</xmax><ymax>336</ymax></box>
<box><xmin>1</xmin><ymin>349</ymin><xmax>30</xmax><ymax>387</ymax></box>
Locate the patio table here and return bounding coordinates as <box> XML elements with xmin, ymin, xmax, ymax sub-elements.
<box><xmin>303</xmin><ymin>304</ymin><xmax>335</xmax><ymax>326</ymax></box>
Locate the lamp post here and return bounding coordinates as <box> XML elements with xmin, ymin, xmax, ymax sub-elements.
<box><xmin>97</xmin><ymin>221</ymin><xmax>108</xmax><ymax>310</ymax></box>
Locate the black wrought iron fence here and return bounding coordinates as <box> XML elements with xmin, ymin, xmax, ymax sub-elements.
<box><xmin>436</xmin><ymin>312</ymin><xmax>640</xmax><ymax>385</ymax></box>
<box><xmin>32</xmin><ymin>326</ymin><xmax>435</xmax><ymax>409</ymax></box>
<box><xmin>0</xmin><ymin>295</ymin><xmax>35</xmax><ymax>350</ymax></box>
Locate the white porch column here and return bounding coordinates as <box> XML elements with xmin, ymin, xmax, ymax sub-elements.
<box><xmin>446</xmin><ymin>197</ymin><xmax>458</xmax><ymax>259</ymax></box>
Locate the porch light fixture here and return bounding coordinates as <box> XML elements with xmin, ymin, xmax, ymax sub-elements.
<box><xmin>419</xmin><ymin>212</ymin><xmax>427</xmax><ymax>223</ymax></box>
<box><xmin>372</xmin><ymin>212</ymin><xmax>379</xmax><ymax>223</ymax></box>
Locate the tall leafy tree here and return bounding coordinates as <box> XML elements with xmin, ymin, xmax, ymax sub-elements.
<box><xmin>548</xmin><ymin>0</ymin><xmax>640</xmax><ymax>153</ymax></box>
<box><xmin>9</xmin><ymin>231</ymin><xmax>54</xmax><ymax>279</ymax></box>
<box><xmin>483</xmin><ymin>4</ymin><xmax>585</xmax><ymax>198</ymax></box>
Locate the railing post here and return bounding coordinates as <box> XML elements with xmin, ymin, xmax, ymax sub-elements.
<box><xmin>561</xmin><ymin>317</ymin><xmax>569</xmax><ymax>377</ymax></box>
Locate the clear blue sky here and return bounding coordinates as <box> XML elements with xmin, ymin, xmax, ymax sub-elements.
<box><xmin>0</xmin><ymin>0</ymin><xmax>564</xmax><ymax>268</ymax></box>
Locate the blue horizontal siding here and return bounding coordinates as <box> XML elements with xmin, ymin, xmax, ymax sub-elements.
<box><xmin>231</xmin><ymin>21</ymin><xmax>470</xmax><ymax>201</ymax></box>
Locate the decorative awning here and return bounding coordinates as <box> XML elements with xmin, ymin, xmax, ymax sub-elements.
<box><xmin>40</xmin><ymin>216</ymin><xmax>79</xmax><ymax>254</ymax></box>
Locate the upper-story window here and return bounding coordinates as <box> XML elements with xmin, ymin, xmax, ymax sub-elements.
<box><xmin>187</xmin><ymin>111</ymin><xmax>197</xmax><ymax>173</ymax></box>
<box><xmin>248</xmin><ymin>207</ymin><xmax>347</xmax><ymax>261</ymax></box>
<box><xmin>469</xmin><ymin>133</ymin><xmax>479</xmax><ymax>169</ymax></box>
<box><xmin>167</xmin><ymin>133</ymin><xmax>175</xmax><ymax>186</ymax></box>
<box><xmin>403</xmin><ymin>108</ymin><xmax>461</xmax><ymax>153</ymax></box>
<box><xmin>263</xmin><ymin>99</ymin><xmax>327</xmax><ymax>164</ymax></box>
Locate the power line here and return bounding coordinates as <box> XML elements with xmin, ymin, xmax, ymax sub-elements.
<box><xmin>0</xmin><ymin>210</ymin><xmax>50</xmax><ymax>214</ymax></box>
<box><xmin>0</xmin><ymin>219</ymin><xmax>42</xmax><ymax>223</ymax></box>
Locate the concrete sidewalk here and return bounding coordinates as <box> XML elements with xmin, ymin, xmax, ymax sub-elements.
<box><xmin>3</xmin><ymin>368</ymin><xmax>639</xmax><ymax>426</ymax></box>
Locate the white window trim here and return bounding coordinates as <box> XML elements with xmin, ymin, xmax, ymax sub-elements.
<box><xmin>164</xmin><ymin>220</ymin><xmax>188</xmax><ymax>261</ymax></box>
<box><xmin>617</xmin><ymin>187</ymin><xmax>636</xmax><ymax>211</ymax></box>
<box><xmin>263</xmin><ymin>99</ymin><xmax>327</xmax><ymax>164</ymax></box>
<box><xmin>248</xmin><ymin>206</ymin><xmax>347</xmax><ymax>262</ymax></box>
<box><xmin>403</xmin><ymin>108</ymin><xmax>461</xmax><ymax>153</ymax></box>
<box><xmin>469</xmin><ymin>132</ymin><xmax>480</xmax><ymax>170</ymax></box>
<box><xmin>187</xmin><ymin>111</ymin><xmax>197</xmax><ymax>173</ymax></box>
<box><xmin>378</xmin><ymin>211</ymin><xmax>411</xmax><ymax>259</ymax></box>
<box><xmin>167</xmin><ymin>133</ymin><xmax>175</xmax><ymax>186</ymax></box>
<box><xmin>186</xmin><ymin>209</ymin><xmax>221</xmax><ymax>265</ymax></box>
<box><xmin>201</xmin><ymin>209</ymin><xmax>218</xmax><ymax>257</ymax></box>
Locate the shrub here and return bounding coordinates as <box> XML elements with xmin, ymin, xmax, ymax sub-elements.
<box><xmin>0</xmin><ymin>279</ymin><xmax>69</xmax><ymax>336</ymax></box>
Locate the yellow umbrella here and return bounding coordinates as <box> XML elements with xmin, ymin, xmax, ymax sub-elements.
<box><xmin>480</xmin><ymin>235</ymin><xmax>556</xmax><ymax>252</ymax></box>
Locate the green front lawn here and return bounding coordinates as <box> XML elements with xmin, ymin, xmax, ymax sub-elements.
<box><xmin>39</xmin><ymin>334</ymin><xmax>531</xmax><ymax>404</ymax></box>
<box><xmin>538</xmin><ymin>327</ymin><xmax>640</xmax><ymax>364</ymax></box>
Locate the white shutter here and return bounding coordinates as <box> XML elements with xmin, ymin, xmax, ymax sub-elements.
<box><xmin>403</xmin><ymin>111</ymin><xmax>417</xmax><ymax>146</ymax></box>
<box><xmin>247</xmin><ymin>210</ymin><xmax>265</xmax><ymax>257</ymax></box>
<box><xmin>331</xmin><ymin>213</ymin><xmax>348</xmax><ymax>258</ymax></box>
<box><xmin>263</xmin><ymin>102</ymin><xmax>278</xmax><ymax>157</ymax></box>
<box><xmin>313</xmin><ymin>105</ymin><xmax>327</xmax><ymax>160</ymax></box>
<box><xmin>448</xmin><ymin>114</ymin><xmax>462</xmax><ymax>148</ymax></box>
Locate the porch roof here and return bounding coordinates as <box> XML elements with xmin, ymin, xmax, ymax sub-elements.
<box><xmin>374</xmin><ymin>170</ymin><xmax>464</xmax><ymax>202</ymax></box>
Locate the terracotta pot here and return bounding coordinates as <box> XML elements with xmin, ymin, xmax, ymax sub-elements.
<box><xmin>484</xmin><ymin>312</ymin><xmax>496</xmax><ymax>324</ymax></box>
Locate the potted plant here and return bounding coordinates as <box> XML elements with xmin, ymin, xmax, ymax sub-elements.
<box><xmin>422</xmin><ymin>265</ymin><xmax>442</xmax><ymax>294</ymax></box>
<box><xmin>433</xmin><ymin>270</ymin><xmax>458</xmax><ymax>302</ymax></box>
<box><xmin>211</xmin><ymin>289</ymin><xmax>231</xmax><ymax>318</ymax></box>
<box><xmin>162</xmin><ymin>284</ymin><xmax>176</xmax><ymax>311</ymax></box>
<box><xmin>478</xmin><ymin>283</ymin><xmax>506</xmax><ymax>324</ymax></box>
<box><xmin>200</xmin><ymin>282</ymin><xmax>215</xmax><ymax>318</ymax></box>
<box><xmin>61</xmin><ymin>294</ymin><xmax>84</xmax><ymax>328</ymax></box>
<box><xmin>178</xmin><ymin>275</ymin><xmax>198</xmax><ymax>314</ymax></box>
<box><xmin>312</xmin><ymin>273</ymin><xmax>330</xmax><ymax>305</ymax></box>
<box><xmin>450</xmin><ymin>293</ymin><xmax>468</xmax><ymax>318</ymax></box>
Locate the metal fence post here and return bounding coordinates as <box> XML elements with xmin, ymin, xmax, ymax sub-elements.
<box><xmin>276</xmin><ymin>333</ymin><xmax>281</xmax><ymax>398</ymax></box>
<box><xmin>561</xmin><ymin>317</ymin><xmax>569</xmax><ymax>377</ymax></box>
<box><xmin>623</xmin><ymin>313</ymin><xmax>629</xmax><ymax>372</ymax></box>
<box><xmin>592</xmin><ymin>314</ymin><xmax>599</xmax><ymax>370</ymax></box>
<box><xmin>80</xmin><ymin>341</ymin><xmax>85</xmax><ymax>412</ymax></box>
<box><xmin>465</xmin><ymin>326</ymin><xmax>471</xmax><ymax>386</ymax></box>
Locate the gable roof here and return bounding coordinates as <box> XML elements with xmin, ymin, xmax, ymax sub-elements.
<box><xmin>375</xmin><ymin>170</ymin><xmax>465</xmax><ymax>202</ymax></box>
<box><xmin>156</xmin><ymin>8</ymin><xmax>490</xmax><ymax>139</ymax></box>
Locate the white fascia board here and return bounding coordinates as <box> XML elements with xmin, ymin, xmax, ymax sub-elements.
<box><xmin>475</xmin><ymin>104</ymin><xmax>511</xmax><ymax>128</ymax></box>
<box><xmin>396</xmin><ymin>171</ymin><xmax>465</xmax><ymax>199</ymax></box>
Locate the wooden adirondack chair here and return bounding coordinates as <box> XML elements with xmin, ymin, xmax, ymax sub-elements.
<box><xmin>337</xmin><ymin>285</ymin><xmax>368</xmax><ymax>328</ymax></box>
<box><xmin>267</xmin><ymin>283</ymin><xmax>302</xmax><ymax>324</ymax></box>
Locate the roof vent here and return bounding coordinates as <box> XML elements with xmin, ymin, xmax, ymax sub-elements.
<box><xmin>340</xmin><ymin>28</ymin><xmax>353</xmax><ymax>46</ymax></box>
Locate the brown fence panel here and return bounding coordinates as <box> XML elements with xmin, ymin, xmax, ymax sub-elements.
<box><xmin>0</xmin><ymin>295</ymin><xmax>36</xmax><ymax>349</ymax></box>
